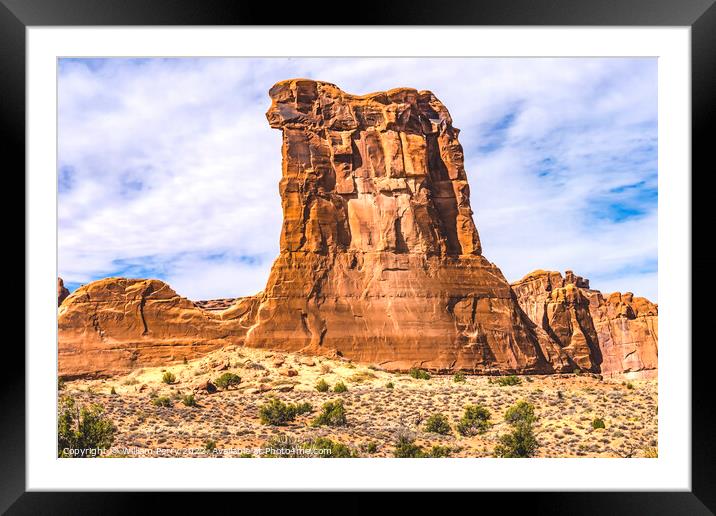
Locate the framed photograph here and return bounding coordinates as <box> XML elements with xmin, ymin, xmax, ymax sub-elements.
<box><xmin>6</xmin><ymin>0</ymin><xmax>714</xmax><ymax>512</ymax></box>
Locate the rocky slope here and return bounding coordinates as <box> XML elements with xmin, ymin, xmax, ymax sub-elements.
<box><xmin>57</xmin><ymin>79</ymin><xmax>657</xmax><ymax>379</ymax></box>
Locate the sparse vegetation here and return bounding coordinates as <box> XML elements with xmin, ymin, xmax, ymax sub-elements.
<box><xmin>494</xmin><ymin>401</ymin><xmax>538</xmax><ymax>458</ymax></box>
<box><xmin>214</xmin><ymin>372</ymin><xmax>241</xmax><ymax>390</ymax></box>
<box><xmin>457</xmin><ymin>404</ymin><xmax>491</xmax><ymax>436</ymax></box>
<box><xmin>361</xmin><ymin>441</ymin><xmax>379</xmax><ymax>454</ymax></box>
<box><xmin>333</xmin><ymin>381</ymin><xmax>348</xmax><ymax>393</ymax></box>
<box><xmin>259</xmin><ymin>398</ymin><xmax>312</xmax><ymax>426</ymax></box>
<box><xmin>311</xmin><ymin>400</ymin><xmax>347</xmax><ymax>427</ymax></box>
<box><xmin>385</xmin><ymin>381</ymin><xmax>394</xmax><ymax>389</ymax></box>
<box><xmin>204</xmin><ymin>439</ymin><xmax>216</xmax><ymax>453</ymax></box>
<box><xmin>495</xmin><ymin>375</ymin><xmax>521</xmax><ymax>387</ymax></box>
<box><xmin>592</xmin><ymin>417</ymin><xmax>606</xmax><ymax>429</ymax></box>
<box><xmin>110</xmin><ymin>386</ymin><xmax>117</xmax><ymax>395</ymax></box>
<box><xmin>393</xmin><ymin>435</ymin><xmax>424</xmax><ymax>458</ymax></box>
<box><xmin>182</xmin><ymin>393</ymin><xmax>197</xmax><ymax>407</ymax></box>
<box><xmin>409</xmin><ymin>368</ymin><xmax>431</xmax><ymax>380</ymax></box>
<box><xmin>306</xmin><ymin>437</ymin><xmax>355</xmax><ymax>458</ymax></box>
<box><xmin>428</xmin><ymin>445</ymin><xmax>453</xmax><ymax>458</ymax></box>
<box><xmin>453</xmin><ymin>372</ymin><xmax>466</xmax><ymax>383</ymax></box>
<box><xmin>349</xmin><ymin>371</ymin><xmax>377</xmax><ymax>383</ymax></box>
<box><xmin>58</xmin><ymin>396</ymin><xmax>116</xmax><ymax>457</ymax></box>
<box><xmin>424</xmin><ymin>413</ymin><xmax>452</xmax><ymax>435</ymax></box>
<box><xmin>315</xmin><ymin>378</ymin><xmax>330</xmax><ymax>392</ymax></box>
<box><xmin>161</xmin><ymin>371</ymin><xmax>176</xmax><ymax>384</ymax></box>
<box><xmin>152</xmin><ymin>396</ymin><xmax>172</xmax><ymax>407</ymax></box>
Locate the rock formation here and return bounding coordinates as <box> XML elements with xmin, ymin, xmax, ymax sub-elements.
<box><xmin>57</xmin><ymin>277</ymin><xmax>70</xmax><ymax>306</ymax></box>
<box><xmin>57</xmin><ymin>79</ymin><xmax>658</xmax><ymax>379</ymax></box>
<box><xmin>511</xmin><ymin>270</ymin><xmax>658</xmax><ymax>378</ymax></box>
<box><xmin>244</xmin><ymin>79</ymin><xmax>562</xmax><ymax>374</ymax></box>
<box><xmin>58</xmin><ymin>278</ymin><xmax>258</xmax><ymax>378</ymax></box>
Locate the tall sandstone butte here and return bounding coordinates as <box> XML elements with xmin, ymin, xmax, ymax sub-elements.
<box><xmin>57</xmin><ymin>79</ymin><xmax>657</xmax><ymax>379</ymax></box>
<box><xmin>244</xmin><ymin>79</ymin><xmax>566</xmax><ymax>374</ymax></box>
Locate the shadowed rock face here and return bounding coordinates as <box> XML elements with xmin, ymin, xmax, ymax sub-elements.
<box><xmin>57</xmin><ymin>79</ymin><xmax>657</xmax><ymax>378</ymax></box>
<box><xmin>511</xmin><ymin>270</ymin><xmax>658</xmax><ymax>378</ymax></box>
<box><xmin>244</xmin><ymin>79</ymin><xmax>557</xmax><ymax>373</ymax></box>
<box><xmin>57</xmin><ymin>277</ymin><xmax>70</xmax><ymax>307</ymax></box>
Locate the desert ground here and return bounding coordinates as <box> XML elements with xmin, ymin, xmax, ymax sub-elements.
<box><xmin>59</xmin><ymin>345</ymin><xmax>658</xmax><ymax>458</ymax></box>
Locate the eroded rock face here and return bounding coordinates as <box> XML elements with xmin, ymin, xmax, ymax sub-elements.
<box><xmin>58</xmin><ymin>278</ymin><xmax>258</xmax><ymax>378</ymax></box>
<box><xmin>244</xmin><ymin>79</ymin><xmax>557</xmax><ymax>373</ymax></box>
<box><xmin>511</xmin><ymin>270</ymin><xmax>658</xmax><ymax>377</ymax></box>
<box><xmin>57</xmin><ymin>79</ymin><xmax>657</xmax><ymax>378</ymax></box>
<box><xmin>57</xmin><ymin>277</ymin><xmax>70</xmax><ymax>307</ymax></box>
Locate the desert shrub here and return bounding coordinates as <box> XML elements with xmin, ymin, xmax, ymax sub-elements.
<box><xmin>162</xmin><ymin>371</ymin><xmax>176</xmax><ymax>384</ymax></box>
<box><xmin>57</xmin><ymin>396</ymin><xmax>116</xmax><ymax>457</ymax></box>
<box><xmin>591</xmin><ymin>417</ymin><xmax>606</xmax><ymax>429</ymax></box>
<box><xmin>495</xmin><ymin>375</ymin><xmax>521</xmax><ymax>387</ymax></box>
<box><xmin>626</xmin><ymin>382</ymin><xmax>634</xmax><ymax>390</ymax></box>
<box><xmin>642</xmin><ymin>446</ymin><xmax>658</xmax><ymax>458</ymax></box>
<box><xmin>58</xmin><ymin>378</ymin><xmax>65</xmax><ymax>391</ymax></box>
<box><xmin>424</xmin><ymin>413</ymin><xmax>452</xmax><ymax>435</ymax></box>
<box><xmin>294</xmin><ymin>402</ymin><xmax>313</xmax><ymax>415</ymax></box>
<box><xmin>393</xmin><ymin>435</ymin><xmax>425</xmax><ymax>458</ymax></box>
<box><xmin>182</xmin><ymin>393</ymin><xmax>197</xmax><ymax>407</ymax></box>
<box><xmin>315</xmin><ymin>378</ymin><xmax>330</xmax><ymax>392</ymax></box>
<box><xmin>385</xmin><ymin>381</ymin><xmax>395</xmax><ymax>389</ymax></box>
<box><xmin>183</xmin><ymin>357</ymin><xmax>188</xmax><ymax>365</ymax></box>
<box><xmin>573</xmin><ymin>367</ymin><xmax>583</xmax><ymax>376</ymax></box>
<box><xmin>409</xmin><ymin>368</ymin><xmax>431</xmax><ymax>380</ymax></box>
<box><xmin>453</xmin><ymin>372</ymin><xmax>466</xmax><ymax>383</ymax></box>
<box><xmin>306</xmin><ymin>437</ymin><xmax>355</xmax><ymax>458</ymax></box>
<box><xmin>152</xmin><ymin>396</ymin><xmax>172</xmax><ymax>407</ymax></box>
<box><xmin>349</xmin><ymin>371</ymin><xmax>377</xmax><ymax>383</ymax></box>
<box><xmin>214</xmin><ymin>372</ymin><xmax>241</xmax><ymax>390</ymax></box>
<box><xmin>428</xmin><ymin>445</ymin><xmax>453</xmax><ymax>458</ymax></box>
<box><xmin>263</xmin><ymin>434</ymin><xmax>301</xmax><ymax>457</ymax></box>
<box><xmin>557</xmin><ymin>390</ymin><xmax>564</xmax><ymax>400</ymax></box>
<box><xmin>311</xmin><ymin>400</ymin><xmax>347</xmax><ymax>427</ymax></box>
<box><xmin>504</xmin><ymin>400</ymin><xmax>536</xmax><ymax>426</ymax></box>
<box><xmin>333</xmin><ymin>381</ymin><xmax>348</xmax><ymax>393</ymax></box>
<box><xmin>110</xmin><ymin>386</ymin><xmax>117</xmax><ymax>395</ymax></box>
<box><xmin>204</xmin><ymin>439</ymin><xmax>216</xmax><ymax>453</ymax></box>
<box><xmin>259</xmin><ymin>398</ymin><xmax>301</xmax><ymax>426</ymax></box>
<box><xmin>361</xmin><ymin>441</ymin><xmax>379</xmax><ymax>454</ymax></box>
<box><xmin>457</xmin><ymin>404</ymin><xmax>491</xmax><ymax>436</ymax></box>
<box><xmin>495</xmin><ymin>400</ymin><xmax>539</xmax><ymax>458</ymax></box>
<box><xmin>493</xmin><ymin>421</ymin><xmax>538</xmax><ymax>458</ymax></box>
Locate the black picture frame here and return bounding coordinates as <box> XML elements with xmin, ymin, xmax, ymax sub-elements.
<box><xmin>4</xmin><ymin>0</ymin><xmax>714</xmax><ymax>513</ymax></box>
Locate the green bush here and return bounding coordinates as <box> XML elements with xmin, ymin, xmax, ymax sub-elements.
<box><xmin>315</xmin><ymin>378</ymin><xmax>330</xmax><ymax>392</ymax></box>
<box><xmin>453</xmin><ymin>372</ymin><xmax>466</xmax><ymax>383</ymax></box>
<box><xmin>493</xmin><ymin>421</ymin><xmax>538</xmax><ymax>458</ymax></box>
<box><xmin>110</xmin><ymin>386</ymin><xmax>117</xmax><ymax>395</ymax></box>
<box><xmin>495</xmin><ymin>400</ymin><xmax>539</xmax><ymax>458</ymax></box>
<box><xmin>409</xmin><ymin>368</ymin><xmax>431</xmax><ymax>380</ymax></box>
<box><xmin>424</xmin><ymin>413</ymin><xmax>452</xmax><ymax>435</ymax></box>
<box><xmin>362</xmin><ymin>441</ymin><xmax>379</xmax><ymax>454</ymax></box>
<box><xmin>214</xmin><ymin>372</ymin><xmax>241</xmax><ymax>390</ymax></box>
<box><xmin>457</xmin><ymin>404</ymin><xmax>491</xmax><ymax>436</ymax></box>
<box><xmin>204</xmin><ymin>439</ymin><xmax>217</xmax><ymax>453</ymax></box>
<box><xmin>495</xmin><ymin>375</ymin><xmax>521</xmax><ymax>386</ymax></box>
<box><xmin>428</xmin><ymin>445</ymin><xmax>453</xmax><ymax>458</ymax></box>
<box><xmin>591</xmin><ymin>417</ymin><xmax>606</xmax><ymax>429</ymax></box>
<box><xmin>333</xmin><ymin>381</ymin><xmax>348</xmax><ymax>393</ymax></box>
<box><xmin>385</xmin><ymin>381</ymin><xmax>395</xmax><ymax>389</ymax></box>
<box><xmin>393</xmin><ymin>435</ymin><xmax>425</xmax><ymax>458</ymax></box>
<box><xmin>504</xmin><ymin>400</ymin><xmax>536</xmax><ymax>426</ymax></box>
<box><xmin>152</xmin><ymin>396</ymin><xmax>172</xmax><ymax>407</ymax></box>
<box><xmin>182</xmin><ymin>393</ymin><xmax>197</xmax><ymax>407</ymax></box>
<box><xmin>311</xmin><ymin>400</ymin><xmax>347</xmax><ymax>427</ymax></box>
<box><xmin>259</xmin><ymin>398</ymin><xmax>311</xmax><ymax>426</ymax></box>
<box><xmin>306</xmin><ymin>437</ymin><xmax>355</xmax><ymax>458</ymax></box>
<box><xmin>57</xmin><ymin>396</ymin><xmax>116</xmax><ymax>457</ymax></box>
<box><xmin>162</xmin><ymin>371</ymin><xmax>176</xmax><ymax>384</ymax></box>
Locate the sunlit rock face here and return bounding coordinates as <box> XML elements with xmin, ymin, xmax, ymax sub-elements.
<box><xmin>511</xmin><ymin>270</ymin><xmax>658</xmax><ymax>378</ymax></box>
<box><xmin>57</xmin><ymin>79</ymin><xmax>657</xmax><ymax>379</ymax></box>
<box><xmin>245</xmin><ymin>79</ymin><xmax>560</xmax><ymax>373</ymax></box>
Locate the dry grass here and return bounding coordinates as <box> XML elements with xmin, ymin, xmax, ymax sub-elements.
<box><xmin>60</xmin><ymin>346</ymin><xmax>658</xmax><ymax>458</ymax></box>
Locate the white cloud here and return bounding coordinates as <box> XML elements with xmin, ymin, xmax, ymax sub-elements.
<box><xmin>58</xmin><ymin>57</ymin><xmax>658</xmax><ymax>301</ymax></box>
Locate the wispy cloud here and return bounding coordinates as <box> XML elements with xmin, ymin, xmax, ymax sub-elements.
<box><xmin>58</xmin><ymin>57</ymin><xmax>657</xmax><ymax>301</ymax></box>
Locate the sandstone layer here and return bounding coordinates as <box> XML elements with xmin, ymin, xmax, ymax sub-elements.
<box><xmin>58</xmin><ymin>79</ymin><xmax>658</xmax><ymax>379</ymax></box>
<box><xmin>58</xmin><ymin>278</ymin><xmax>258</xmax><ymax>379</ymax></box>
<box><xmin>244</xmin><ymin>79</ymin><xmax>562</xmax><ymax>374</ymax></box>
<box><xmin>57</xmin><ymin>277</ymin><xmax>70</xmax><ymax>307</ymax></box>
<box><xmin>511</xmin><ymin>270</ymin><xmax>658</xmax><ymax>377</ymax></box>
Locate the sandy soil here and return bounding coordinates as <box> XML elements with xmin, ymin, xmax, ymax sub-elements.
<box><xmin>59</xmin><ymin>345</ymin><xmax>658</xmax><ymax>458</ymax></box>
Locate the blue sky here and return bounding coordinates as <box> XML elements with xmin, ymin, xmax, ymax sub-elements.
<box><xmin>58</xmin><ymin>57</ymin><xmax>657</xmax><ymax>301</ymax></box>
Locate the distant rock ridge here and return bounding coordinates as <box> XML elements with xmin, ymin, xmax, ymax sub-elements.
<box><xmin>57</xmin><ymin>277</ymin><xmax>70</xmax><ymax>307</ymax></box>
<box><xmin>57</xmin><ymin>79</ymin><xmax>657</xmax><ymax>379</ymax></box>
